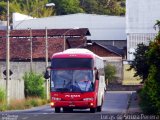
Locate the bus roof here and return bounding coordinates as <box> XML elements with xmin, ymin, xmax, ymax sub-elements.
<box><xmin>51</xmin><ymin>48</ymin><xmax>102</xmax><ymax>60</ymax></box>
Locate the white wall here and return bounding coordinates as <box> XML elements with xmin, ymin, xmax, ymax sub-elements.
<box><xmin>126</xmin><ymin>0</ymin><xmax>160</xmax><ymax>60</ymax></box>
<box><xmin>126</xmin><ymin>0</ymin><xmax>160</xmax><ymax>34</ymax></box>
<box><xmin>12</xmin><ymin>12</ymin><xmax>35</xmax><ymax>29</ymax></box>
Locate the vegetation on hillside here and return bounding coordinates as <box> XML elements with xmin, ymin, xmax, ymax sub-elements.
<box><xmin>0</xmin><ymin>0</ymin><xmax>125</xmax><ymax>21</ymax></box>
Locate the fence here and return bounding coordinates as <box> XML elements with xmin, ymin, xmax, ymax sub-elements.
<box><xmin>0</xmin><ymin>79</ymin><xmax>24</xmax><ymax>100</ymax></box>
<box><xmin>0</xmin><ymin>61</ymin><xmax>48</xmax><ymax>100</ymax></box>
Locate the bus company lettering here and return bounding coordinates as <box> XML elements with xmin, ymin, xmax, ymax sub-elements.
<box><xmin>65</xmin><ymin>95</ymin><xmax>81</xmax><ymax>98</ymax></box>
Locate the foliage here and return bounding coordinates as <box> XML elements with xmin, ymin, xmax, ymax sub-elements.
<box><xmin>79</xmin><ymin>0</ymin><xmax>98</xmax><ymax>14</ymax></box>
<box><xmin>23</xmin><ymin>71</ymin><xmax>45</xmax><ymax>99</ymax></box>
<box><xmin>0</xmin><ymin>0</ymin><xmax>55</xmax><ymax>20</ymax></box>
<box><xmin>80</xmin><ymin>0</ymin><xmax>125</xmax><ymax>15</ymax></box>
<box><xmin>8</xmin><ymin>97</ymin><xmax>48</xmax><ymax>111</ymax></box>
<box><xmin>128</xmin><ymin>43</ymin><xmax>149</xmax><ymax>82</ymax></box>
<box><xmin>139</xmin><ymin>65</ymin><xmax>160</xmax><ymax>114</ymax></box>
<box><xmin>0</xmin><ymin>0</ymin><xmax>125</xmax><ymax>20</ymax></box>
<box><xmin>138</xmin><ymin>21</ymin><xmax>160</xmax><ymax>115</ymax></box>
<box><xmin>104</xmin><ymin>64</ymin><xmax>116</xmax><ymax>83</ymax></box>
<box><xmin>0</xmin><ymin>87</ymin><xmax>6</xmax><ymax>103</ymax></box>
<box><xmin>0</xmin><ymin>88</ymin><xmax>7</xmax><ymax>111</ymax></box>
<box><xmin>50</xmin><ymin>0</ymin><xmax>84</xmax><ymax>15</ymax></box>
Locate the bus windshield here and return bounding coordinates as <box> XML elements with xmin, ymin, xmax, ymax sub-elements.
<box><xmin>51</xmin><ymin>58</ymin><xmax>93</xmax><ymax>69</ymax></box>
<box><xmin>50</xmin><ymin>70</ymin><xmax>94</xmax><ymax>92</ymax></box>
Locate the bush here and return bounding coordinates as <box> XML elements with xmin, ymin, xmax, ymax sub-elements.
<box><xmin>8</xmin><ymin>97</ymin><xmax>48</xmax><ymax>110</ymax></box>
<box><xmin>8</xmin><ymin>99</ymin><xmax>26</xmax><ymax>110</ymax></box>
<box><xmin>26</xmin><ymin>97</ymin><xmax>47</xmax><ymax>107</ymax></box>
<box><xmin>23</xmin><ymin>72</ymin><xmax>45</xmax><ymax>99</ymax></box>
<box><xmin>139</xmin><ymin>65</ymin><xmax>160</xmax><ymax>115</ymax></box>
<box><xmin>0</xmin><ymin>88</ymin><xmax>7</xmax><ymax>111</ymax></box>
<box><xmin>0</xmin><ymin>88</ymin><xmax>6</xmax><ymax>103</ymax></box>
<box><xmin>104</xmin><ymin>64</ymin><xmax>116</xmax><ymax>83</ymax></box>
<box><xmin>138</xmin><ymin>29</ymin><xmax>160</xmax><ymax>115</ymax></box>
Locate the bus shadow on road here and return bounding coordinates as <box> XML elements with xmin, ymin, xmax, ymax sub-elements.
<box><xmin>59</xmin><ymin>109</ymin><xmax>92</xmax><ymax>113</ymax></box>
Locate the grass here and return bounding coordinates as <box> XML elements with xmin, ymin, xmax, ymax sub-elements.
<box><xmin>0</xmin><ymin>97</ymin><xmax>49</xmax><ymax>111</ymax></box>
<box><xmin>122</xmin><ymin>80</ymin><xmax>142</xmax><ymax>85</ymax></box>
<box><xmin>123</xmin><ymin>64</ymin><xmax>142</xmax><ymax>85</ymax></box>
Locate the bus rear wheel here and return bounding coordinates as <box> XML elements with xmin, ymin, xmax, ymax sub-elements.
<box><xmin>90</xmin><ymin>108</ymin><xmax>96</xmax><ymax>113</ymax></box>
<box><xmin>55</xmin><ymin>107</ymin><xmax>60</xmax><ymax>113</ymax></box>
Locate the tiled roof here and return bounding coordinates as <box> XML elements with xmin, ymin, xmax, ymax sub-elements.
<box><xmin>0</xmin><ymin>28</ymin><xmax>90</xmax><ymax>37</ymax></box>
<box><xmin>0</xmin><ymin>38</ymin><xmax>64</xmax><ymax>60</ymax></box>
<box><xmin>88</xmin><ymin>42</ymin><xmax>124</xmax><ymax>56</ymax></box>
<box><xmin>0</xmin><ymin>29</ymin><xmax>89</xmax><ymax>61</ymax></box>
<box><xmin>67</xmin><ymin>37</ymin><xmax>87</xmax><ymax>48</ymax></box>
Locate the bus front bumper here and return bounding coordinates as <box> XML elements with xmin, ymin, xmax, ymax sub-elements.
<box><xmin>50</xmin><ymin>101</ymin><xmax>96</xmax><ymax>108</ymax></box>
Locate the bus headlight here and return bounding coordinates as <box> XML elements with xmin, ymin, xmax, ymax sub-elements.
<box><xmin>50</xmin><ymin>102</ymin><xmax>55</xmax><ymax>106</ymax></box>
<box><xmin>83</xmin><ymin>98</ymin><xmax>94</xmax><ymax>101</ymax></box>
<box><xmin>52</xmin><ymin>97</ymin><xmax>61</xmax><ymax>101</ymax></box>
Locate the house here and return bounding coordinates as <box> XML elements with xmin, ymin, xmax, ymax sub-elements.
<box><xmin>84</xmin><ymin>42</ymin><xmax>124</xmax><ymax>81</ymax></box>
<box><xmin>126</xmin><ymin>0</ymin><xmax>160</xmax><ymax>60</ymax></box>
<box><xmin>12</xmin><ymin>13</ymin><xmax>127</xmax><ymax>49</ymax></box>
<box><xmin>84</xmin><ymin>42</ymin><xmax>124</xmax><ymax>60</ymax></box>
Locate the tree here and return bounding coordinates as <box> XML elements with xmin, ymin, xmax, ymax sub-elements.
<box><xmin>140</xmin><ymin>32</ymin><xmax>160</xmax><ymax>114</ymax></box>
<box><xmin>104</xmin><ymin>64</ymin><xmax>116</xmax><ymax>84</ymax></box>
<box><xmin>0</xmin><ymin>0</ymin><xmax>126</xmax><ymax>21</ymax></box>
<box><xmin>0</xmin><ymin>1</ymin><xmax>21</xmax><ymax>21</ymax></box>
<box><xmin>80</xmin><ymin>0</ymin><xmax>98</xmax><ymax>14</ymax></box>
<box><xmin>103</xmin><ymin>0</ymin><xmax>125</xmax><ymax>15</ymax></box>
<box><xmin>128</xmin><ymin>43</ymin><xmax>149</xmax><ymax>83</ymax></box>
<box><xmin>50</xmin><ymin>0</ymin><xmax>84</xmax><ymax>15</ymax></box>
<box><xmin>0</xmin><ymin>0</ymin><xmax>54</xmax><ymax>21</ymax></box>
<box><xmin>138</xmin><ymin>20</ymin><xmax>160</xmax><ymax>115</ymax></box>
<box><xmin>80</xmin><ymin>0</ymin><xmax>125</xmax><ymax>15</ymax></box>
<box><xmin>15</xmin><ymin>0</ymin><xmax>55</xmax><ymax>18</ymax></box>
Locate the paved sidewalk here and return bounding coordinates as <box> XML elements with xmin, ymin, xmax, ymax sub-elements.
<box><xmin>127</xmin><ymin>91</ymin><xmax>142</xmax><ymax>113</ymax></box>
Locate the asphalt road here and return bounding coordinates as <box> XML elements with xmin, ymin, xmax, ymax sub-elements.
<box><xmin>0</xmin><ymin>91</ymin><xmax>133</xmax><ymax>120</ymax></box>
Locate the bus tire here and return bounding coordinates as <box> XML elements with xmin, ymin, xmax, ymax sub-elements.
<box><xmin>55</xmin><ymin>107</ymin><xmax>60</xmax><ymax>113</ymax></box>
<box><xmin>97</xmin><ymin>106</ymin><xmax>102</xmax><ymax>112</ymax></box>
<box><xmin>97</xmin><ymin>98</ymin><xmax>103</xmax><ymax>112</ymax></box>
<box><xmin>90</xmin><ymin>108</ymin><xmax>96</xmax><ymax>113</ymax></box>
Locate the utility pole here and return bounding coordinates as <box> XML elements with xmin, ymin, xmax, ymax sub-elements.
<box><xmin>45</xmin><ymin>27</ymin><xmax>49</xmax><ymax>99</ymax></box>
<box><xmin>63</xmin><ymin>28</ymin><xmax>79</xmax><ymax>51</ymax></box>
<box><xmin>6</xmin><ymin>0</ymin><xmax>10</xmax><ymax>105</ymax></box>
<box><xmin>29</xmin><ymin>28</ymin><xmax>33</xmax><ymax>71</ymax></box>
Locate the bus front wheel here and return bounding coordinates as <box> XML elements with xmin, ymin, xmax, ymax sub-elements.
<box><xmin>97</xmin><ymin>106</ymin><xmax>102</xmax><ymax>112</ymax></box>
<box><xmin>90</xmin><ymin>108</ymin><xmax>96</xmax><ymax>113</ymax></box>
<box><xmin>55</xmin><ymin>107</ymin><xmax>60</xmax><ymax>113</ymax></box>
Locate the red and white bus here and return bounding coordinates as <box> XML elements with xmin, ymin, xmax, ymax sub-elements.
<box><xmin>44</xmin><ymin>48</ymin><xmax>106</xmax><ymax>113</ymax></box>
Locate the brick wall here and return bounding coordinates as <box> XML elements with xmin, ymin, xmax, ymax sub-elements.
<box><xmin>86</xmin><ymin>43</ymin><xmax>120</xmax><ymax>57</ymax></box>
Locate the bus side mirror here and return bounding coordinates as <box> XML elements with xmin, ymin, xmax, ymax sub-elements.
<box><xmin>95</xmin><ymin>70</ymin><xmax>99</xmax><ymax>80</ymax></box>
<box><xmin>94</xmin><ymin>67</ymin><xmax>99</xmax><ymax>80</ymax></box>
<box><xmin>44</xmin><ymin>66</ymin><xmax>51</xmax><ymax>79</ymax></box>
